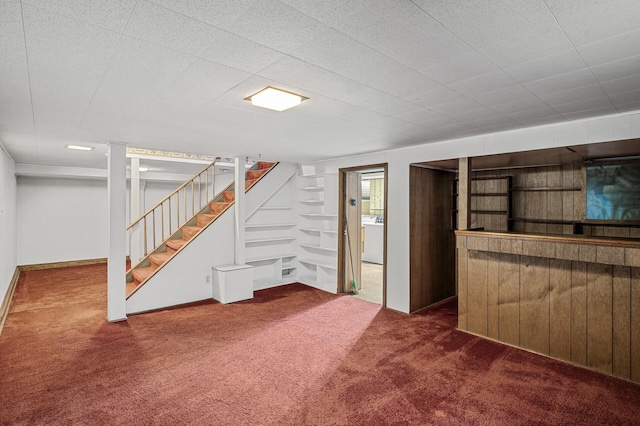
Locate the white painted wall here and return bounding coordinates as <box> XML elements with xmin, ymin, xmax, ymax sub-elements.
<box><xmin>17</xmin><ymin>177</ymin><xmax>110</xmax><ymax>265</ymax></box>
<box><xmin>302</xmin><ymin>110</ymin><xmax>640</xmax><ymax>313</ymax></box>
<box><xmin>0</xmin><ymin>145</ymin><xmax>17</xmax><ymax>304</ymax></box>
<box><xmin>16</xmin><ymin>170</ymin><xmax>237</xmax><ymax>266</ymax></box>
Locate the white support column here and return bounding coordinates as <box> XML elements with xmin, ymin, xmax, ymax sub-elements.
<box><xmin>130</xmin><ymin>157</ymin><xmax>142</xmax><ymax>264</ymax></box>
<box><xmin>234</xmin><ymin>156</ymin><xmax>246</xmax><ymax>265</ymax></box>
<box><xmin>107</xmin><ymin>142</ymin><xmax>127</xmax><ymax>322</ymax></box>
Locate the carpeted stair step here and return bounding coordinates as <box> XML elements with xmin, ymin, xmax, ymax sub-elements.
<box><xmin>223</xmin><ymin>191</ymin><xmax>235</xmax><ymax>202</ymax></box>
<box><xmin>166</xmin><ymin>238</ymin><xmax>187</xmax><ymax>253</ymax></box>
<box><xmin>246</xmin><ymin>168</ymin><xmax>268</xmax><ymax>180</ymax></box>
<box><xmin>150</xmin><ymin>252</ymin><xmax>172</xmax><ymax>269</ymax></box>
<box><xmin>182</xmin><ymin>225</ymin><xmax>202</xmax><ymax>240</ymax></box>
<box><xmin>196</xmin><ymin>213</ymin><xmax>218</xmax><ymax>227</ymax></box>
<box><xmin>257</xmin><ymin>161</ymin><xmax>275</xmax><ymax>169</ymax></box>
<box><xmin>131</xmin><ymin>267</ymin><xmax>154</xmax><ymax>285</ymax></box>
<box><xmin>245</xmin><ymin>179</ymin><xmax>257</xmax><ymax>189</ymax></box>
<box><xmin>209</xmin><ymin>202</ymin><xmax>230</xmax><ymax>214</ymax></box>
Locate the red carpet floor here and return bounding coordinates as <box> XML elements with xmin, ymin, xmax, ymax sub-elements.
<box><xmin>1</xmin><ymin>263</ymin><xmax>640</xmax><ymax>425</ymax></box>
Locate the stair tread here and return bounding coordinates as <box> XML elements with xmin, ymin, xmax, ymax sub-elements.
<box><xmin>166</xmin><ymin>238</ymin><xmax>187</xmax><ymax>250</ymax></box>
<box><xmin>131</xmin><ymin>267</ymin><xmax>154</xmax><ymax>285</ymax></box>
<box><xmin>196</xmin><ymin>213</ymin><xmax>217</xmax><ymax>227</ymax></box>
<box><xmin>150</xmin><ymin>252</ymin><xmax>172</xmax><ymax>268</ymax></box>
<box><xmin>257</xmin><ymin>161</ymin><xmax>275</xmax><ymax>169</ymax></box>
<box><xmin>247</xmin><ymin>169</ymin><xmax>268</xmax><ymax>180</ymax></box>
<box><xmin>209</xmin><ymin>202</ymin><xmax>231</xmax><ymax>214</ymax></box>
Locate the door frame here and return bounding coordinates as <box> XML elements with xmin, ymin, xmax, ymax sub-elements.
<box><xmin>337</xmin><ymin>163</ymin><xmax>388</xmax><ymax>307</ymax></box>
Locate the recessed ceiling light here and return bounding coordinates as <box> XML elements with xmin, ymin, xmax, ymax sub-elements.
<box><xmin>245</xmin><ymin>87</ymin><xmax>307</xmax><ymax>111</ymax></box>
<box><xmin>139</xmin><ymin>167</ymin><xmax>149</xmax><ymax>172</ymax></box>
<box><xmin>66</xmin><ymin>144</ymin><xmax>95</xmax><ymax>151</ymax></box>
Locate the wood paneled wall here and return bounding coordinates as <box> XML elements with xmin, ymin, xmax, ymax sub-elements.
<box><xmin>457</xmin><ymin>232</ymin><xmax>640</xmax><ymax>383</ymax></box>
<box><xmin>409</xmin><ymin>167</ymin><xmax>456</xmax><ymax>312</ymax></box>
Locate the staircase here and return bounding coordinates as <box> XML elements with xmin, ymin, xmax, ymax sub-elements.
<box><xmin>126</xmin><ymin>161</ymin><xmax>277</xmax><ymax>298</ymax></box>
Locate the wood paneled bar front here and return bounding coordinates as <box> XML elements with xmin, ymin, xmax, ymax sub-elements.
<box><xmin>455</xmin><ymin>229</ymin><xmax>640</xmax><ymax>383</ymax></box>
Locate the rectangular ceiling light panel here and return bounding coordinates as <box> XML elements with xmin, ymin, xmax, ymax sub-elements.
<box><xmin>246</xmin><ymin>87</ymin><xmax>307</xmax><ymax>111</ymax></box>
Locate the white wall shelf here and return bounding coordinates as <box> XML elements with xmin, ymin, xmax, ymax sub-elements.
<box><xmin>245</xmin><ymin>223</ymin><xmax>295</xmax><ymax>229</ymax></box>
<box><xmin>297</xmin><ymin>172</ymin><xmax>338</xmax><ymax>292</ymax></box>
<box><xmin>244</xmin><ymin>170</ymin><xmax>298</xmax><ymax>290</ymax></box>
<box><xmin>246</xmin><ymin>237</ymin><xmax>296</xmax><ymax>244</ymax></box>
<box><xmin>299</xmin><ymin>258</ymin><xmax>338</xmax><ymax>270</ymax></box>
<box><xmin>299</xmin><ymin>243</ymin><xmax>337</xmax><ymax>252</ymax></box>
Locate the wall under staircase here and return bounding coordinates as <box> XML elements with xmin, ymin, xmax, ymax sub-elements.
<box><xmin>126</xmin><ymin>162</ymin><xmax>298</xmax><ymax>315</ymax></box>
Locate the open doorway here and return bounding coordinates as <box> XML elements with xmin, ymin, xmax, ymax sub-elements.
<box><xmin>338</xmin><ymin>164</ymin><xmax>387</xmax><ymax>306</ymax></box>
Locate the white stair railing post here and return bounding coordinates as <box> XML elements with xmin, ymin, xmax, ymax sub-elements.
<box><xmin>107</xmin><ymin>142</ymin><xmax>127</xmax><ymax>322</ymax></box>
<box><xmin>234</xmin><ymin>156</ymin><xmax>246</xmax><ymax>265</ymax></box>
<box><xmin>130</xmin><ymin>157</ymin><xmax>142</xmax><ymax>264</ymax></box>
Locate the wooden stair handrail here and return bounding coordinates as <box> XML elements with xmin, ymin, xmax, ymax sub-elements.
<box><xmin>126</xmin><ymin>157</ymin><xmax>220</xmax><ymax>257</ymax></box>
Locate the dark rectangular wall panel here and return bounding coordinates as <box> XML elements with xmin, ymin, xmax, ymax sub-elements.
<box><xmin>520</xmin><ymin>256</ymin><xmax>550</xmax><ymax>354</ymax></box>
<box><xmin>549</xmin><ymin>259</ymin><xmax>572</xmax><ymax>362</ymax></box>
<box><xmin>571</xmin><ymin>261</ymin><xmax>588</xmax><ymax>365</ymax></box>
<box><xmin>457</xmin><ymin>248</ymin><xmax>468</xmax><ymax>330</ymax></box>
<box><xmin>467</xmin><ymin>250</ymin><xmax>489</xmax><ymax>335</ymax></box>
<box><xmin>612</xmin><ymin>266</ymin><xmax>631</xmax><ymax>379</ymax></box>
<box><xmin>586</xmin><ymin>263</ymin><xmax>613</xmax><ymax>373</ymax></box>
<box><xmin>409</xmin><ymin>167</ymin><xmax>456</xmax><ymax>312</ymax></box>
<box><xmin>487</xmin><ymin>252</ymin><xmax>500</xmax><ymax>340</ymax></box>
<box><xmin>498</xmin><ymin>254</ymin><xmax>520</xmax><ymax>346</ymax></box>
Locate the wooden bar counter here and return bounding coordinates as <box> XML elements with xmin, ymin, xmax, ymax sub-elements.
<box><xmin>455</xmin><ymin>230</ymin><xmax>640</xmax><ymax>383</ymax></box>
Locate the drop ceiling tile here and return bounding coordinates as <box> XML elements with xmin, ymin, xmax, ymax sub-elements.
<box><xmin>599</xmin><ymin>73</ymin><xmax>640</xmax><ymax>96</ymax></box>
<box><xmin>607</xmin><ymin>88</ymin><xmax>640</xmax><ymax>107</ymax></box>
<box><xmin>616</xmin><ymin>101</ymin><xmax>640</xmax><ymax>113</ymax></box>
<box><xmin>330</xmin><ymin>1</ymin><xmax>471</xmax><ymax>71</ymax></box>
<box><xmin>161</xmin><ymin>59</ymin><xmax>251</xmax><ymax>102</ymax></box>
<box><xmin>21</xmin><ymin>4</ymin><xmax>122</xmax><ymax>142</ymax></box>
<box><xmin>471</xmin><ymin>85</ymin><xmax>538</xmax><ymax>106</ymax></box>
<box><xmin>124</xmin><ymin>1</ymin><xmax>222</xmax><ymax>56</ymax></box>
<box><xmin>590</xmin><ymin>55</ymin><xmax>640</xmax><ymax>82</ymax></box>
<box><xmin>148</xmin><ymin>0</ymin><xmax>258</xmax><ymax>30</ymax></box>
<box><xmin>0</xmin><ymin>0</ymin><xmax>35</xmax><ymax>151</ymax></box>
<box><xmin>489</xmin><ymin>96</ymin><xmax>549</xmax><ymax>115</ymax></box>
<box><xmin>505</xmin><ymin>49</ymin><xmax>586</xmax><ymax>83</ymax></box>
<box><xmin>404</xmin><ymin>84</ymin><xmax>464</xmax><ymax>107</ymax></box>
<box><xmin>199</xmin><ymin>33</ymin><xmax>285</xmax><ymax>75</ymax></box>
<box><xmin>577</xmin><ymin>29</ymin><xmax>640</xmax><ymax>66</ymax></box>
<box><xmin>504</xmin><ymin>106</ymin><xmax>561</xmax><ymax>123</ymax></box>
<box><xmin>428</xmin><ymin>97</ymin><xmax>484</xmax><ymax>115</ymax></box>
<box><xmin>537</xmin><ymin>84</ymin><xmax>608</xmax><ymax>105</ymax></box>
<box><xmin>224</xmin><ymin>0</ymin><xmax>325</xmax><ymax>54</ymax></box>
<box><xmin>23</xmin><ymin>0</ymin><xmax>137</xmax><ymax>32</ymax></box>
<box><xmin>422</xmin><ymin>51</ymin><xmax>498</xmax><ymax>85</ymax></box>
<box><xmin>451</xmin><ymin>107</ymin><xmax>502</xmax><ymax>122</ymax></box>
<box><xmin>467</xmin><ymin>114</ymin><xmax>518</xmax><ymax>129</ymax></box>
<box><xmin>561</xmin><ymin>105</ymin><xmax>618</xmax><ymax>121</ymax></box>
<box><xmin>257</xmin><ymin>56</ymin><xmax>398</xmax><ymax>109</ymax></box>
<box><xmin>342</xmin><ymin>110</ymin><xmax>430</xmax><ymax>138</ymax></box>
<box><xmin>449</xmin><ymin>70</ymin><xmax>520</xmax><ymax>98</ymax></box>
<box><xmin>415</xmin><ymin>0</ymin><xmax>557</xmax><ymax>49</ymax></box>
<box><xmin>396</xmin><ymin>108</ymin><xmax>460</xmax><ymax>128</ymax></box>
<box><xmin>369</xmin><ymin>99</ymin><xmax>423</xmax><ymax>117</ymax></box>
<box><xmin>545</xmin><ymin>0</ymin><xmax>640</xmax><ymax>46</ymax></box>
<box><xmin>79</xmin><ymin>36</ymin><xmax>196</xmax><ymax>131</ymax></box>
<box><xmin>524</xmin><ymin>68</ymin><xmax>598</xmax><ymax>96</ymax></box>
<box><xmin>478</xmin><ymin>25</ymin><xmax>573</xmax><ymax>68</ymax></box>
<box><xmin>551</xmin><ymin>96</ymin><xmax>614</xmax><ymax>115</ymax></box>
<box><xmin>290</xmin><ymin>29</ymin><xmax>441</xmax><ymax>99</ymax></box>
